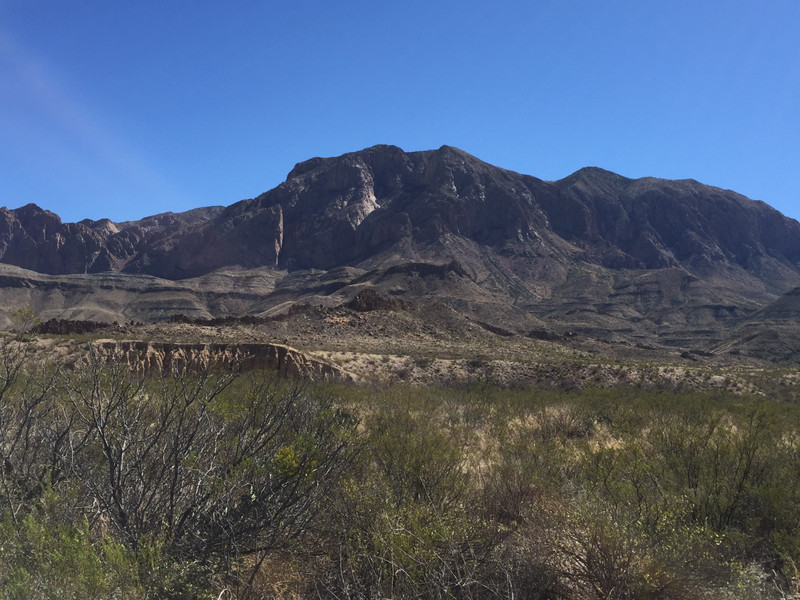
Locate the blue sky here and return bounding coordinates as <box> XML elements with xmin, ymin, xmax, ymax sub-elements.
<box><xmin>1</xmin><ymin>1</ymin><xmax>798</xmax><ymax>223</ymax></box>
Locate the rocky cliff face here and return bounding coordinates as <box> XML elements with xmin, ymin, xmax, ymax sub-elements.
<box><xmin>0</xmin><ymin>205</ymin><xmax>225</xmax><ymax>275</ymax></box>
<box><xmin>4</xmin><ymin>145</ymin><xmax>798</xmax><ymax>289</ymax></box>
<box><xmin>550</xmin><ymin>168</ymin><xmax>800</xmax><ymax>277</ymax></box>
<box><xmin>187</xmin><ymin>145</ymin><xmax>800</xmax><ymax>289</ymax></box>
<box><xmin>2</xmin><ymin>145</ymin><xmax>799</xmax><ymax>354</ymax></box>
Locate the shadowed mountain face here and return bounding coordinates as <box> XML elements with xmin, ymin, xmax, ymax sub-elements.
<box><xmin>1</xmin><ymin>145</ymin><xmax>799</xmax><ymax>358</ymax></box>
<box><xmin>3</xmin><ymin>145</ymin><xmax>799</xmax><ymax>283</ymax></box>
<box><xmin>0</xmin><ymin>205</ymin><xmax>226</xmax><ymax>275</ymax></box>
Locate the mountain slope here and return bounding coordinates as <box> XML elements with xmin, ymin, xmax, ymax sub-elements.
<box><xmin>1</xmin><ymin>145</ymin><xmax>799</xmax><ymax>360</ymax></box>
<box><xmin>0</xmin><ymin>204</ymin><xmax>225</xmax><ymax>275</ymax></box>
<box><xmin>3</xmin><ymin>145</ymin><xmax>799</xmax><ymax>287</ymax></box>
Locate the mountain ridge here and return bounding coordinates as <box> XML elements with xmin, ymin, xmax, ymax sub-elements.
<box><xmin>1</xmin><ymin>144</ymin><xmax>799</xmax><ymax>361</ymax></box>
<box><xmin>3</xmin><ymin>145</ymin><xmax>797</xmax><ymax>282</ymax></box>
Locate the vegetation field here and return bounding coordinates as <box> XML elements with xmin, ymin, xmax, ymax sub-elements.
<box><xmin>1</xmin><ymin>342</ymin><xmax>799</xmax><ymax>599</ymax></box>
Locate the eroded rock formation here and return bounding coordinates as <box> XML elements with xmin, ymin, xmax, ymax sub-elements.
<box><xmin>90</xmin><ymin>340</ymin><xmax>355</xmax><ymax>382</ymax></box>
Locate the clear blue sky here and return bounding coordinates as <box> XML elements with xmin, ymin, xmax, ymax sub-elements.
<box><xmin>1</xmin><ymin>1</ymin><xmax>798</xmax><ymax>223</ymax></box>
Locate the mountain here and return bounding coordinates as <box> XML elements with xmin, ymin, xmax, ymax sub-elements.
<box><xmin>0</xmin><ymin>204</ymin><xmax>225</xmax><ymax>275</ymax></box>
<box><xmin>1</xmin><ymin>145</ymin><xmax>799</xmax><ymax>360</ymax></box>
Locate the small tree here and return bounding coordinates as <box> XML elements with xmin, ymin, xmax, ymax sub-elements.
<box><xmin>10</xmin><ymin>306</ymin><xmax>40</xmax><ymax>335</ymax></box>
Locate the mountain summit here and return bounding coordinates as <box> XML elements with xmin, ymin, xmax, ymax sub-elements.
<box><xmin>2</xmin><ymin>145</ymin><xmax>798</xmax><ymax>284</ymax></box>
<box><xmin>1</xmin><ymin>145</ymin><xmax>799</xmax><ymax>357</ymax></box>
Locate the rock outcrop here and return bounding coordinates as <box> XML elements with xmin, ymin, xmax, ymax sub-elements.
<box><xmin>345</xmin><ymin>289</ymin><xmax>412</xmax><ymax>312</ymax></box>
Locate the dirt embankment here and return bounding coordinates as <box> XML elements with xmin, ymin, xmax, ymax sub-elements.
<box><xmin>91</xmin><ymin>339</ymin><xmax>356</xmax><ymax>382</ymax></box>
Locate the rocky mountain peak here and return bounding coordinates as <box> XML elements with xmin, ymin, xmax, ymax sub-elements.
<box><xmin>4</xmin><ymin>203</ymin><xmax>63</xmax><ymax>240</ymax></box>
<box><xmin>1</xmin><ymin>145</ymin><xmax>798</xmax><ymax>295</ymax></box>
<box><xmin>2</xmin><ymin>145</ymin><xmax>800</xmax><ymax>361</ymax></box>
